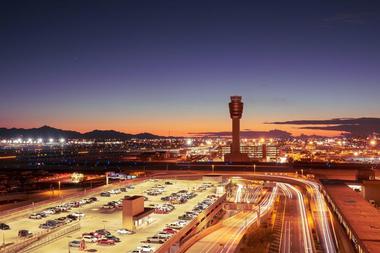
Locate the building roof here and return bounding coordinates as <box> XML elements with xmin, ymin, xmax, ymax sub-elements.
<box><xmin>124</xmin><ymin>195</ymin><xmax>144</xmax><ymax>200</ymax></box>
<box><xmin>321</xmin><ymin>180</ymin><xmax>380</xmax><ymax>253</ymax></box>
<box><xmin>133</xmin><ymin>207</ymin><xmax>155</xmax><ymax>220</ymax></box>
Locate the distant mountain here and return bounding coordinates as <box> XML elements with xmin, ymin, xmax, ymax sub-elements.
<box><xmin>82</xmin><ymin>130</ymin><xmax>134</xmax><ymax>140</ymax></box>
<box><xmin>0</xmin><ymin>126</ymin><xmax>162</xmax><ymax>140</ymax></box>
<box><xmin>189</xmin><ymin>129</ymin><xmax>292</xmax><ymax>139</ymax></box>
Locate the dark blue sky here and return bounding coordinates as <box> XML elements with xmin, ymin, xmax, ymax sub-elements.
<box><xmin>1</xmin><ymin>1</ymin><xmax>379</xmax><ymax>135</ymax></box>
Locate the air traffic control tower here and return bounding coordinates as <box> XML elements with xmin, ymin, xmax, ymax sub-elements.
<box><xmin>225</xmin><ymin>96</ymin><xmax>250</xmax><ymax>162</ymax></box>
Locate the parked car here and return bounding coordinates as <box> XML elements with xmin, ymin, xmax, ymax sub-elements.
<box><xmin>105</xmin><ymin>235</ymin><xmax>120</xmax><ymax>242</ymax></box>
<box><xmin>147</xmin><ymin>236</ymin><xmax>165</xmax><ymax>244</ymax></box>
<box><xmin>69</xmin><ymin>240</ymin><xmax>81</xmax><ymax>247</ymax></box>
<box><xmin>18</xmin><ymin>230</ymin><xmax>33</xmax><ymax>238</ymax></box>
<box><xmin>95</xmin><ymin>229</ymin><xmax>111</xmax><ymax>236</ymax></box>
<box><xmin>83</xmin><ymin>235</ymin><xmax>98</xmax><ymax>243</ymax></box>
<box><xmin>89</xmin><ymin>196</ymin><xmax>98</xmax><ymax>202</ymax></box>
<box><xmin>117</xmin><ymin>228</ymin><xmax>134</xmax><ymax>235</ymax></box>
<box><xmin>71</xmin><ymin>212</ymin><xmax>85</xmax><ymax>218</ymax></box>
<box><xmin>100</xmin><ymin>192</ymin><xmax>111</xmax><ymax>197</ymax></box>
<box><xmin>162</xmin><ymin>228</ymin><xmax>177</xmax><ymax>234</ymax></box>
<box><xmin>29</xmin><ymin>213</ymin><xmax>42</xmax><ymax>219</ymax></box>
<box><xmin>102</xmin><ymin>204</ymin><xmax>115</xmax><ymax>209</ymax></box>
<box><xmin>137</xmin><ymin>245</ymin><xmax>154</xmax><ymax>252</ymax></box>
<box><xmin>97</xmin><ymin>238</ymin><xmax>115</xmax><ymax>245</ymax></box>
<box><xmin>0</xmin><ymin>223</ymin><xmax>10</xmax><ymax>230</ymax></box>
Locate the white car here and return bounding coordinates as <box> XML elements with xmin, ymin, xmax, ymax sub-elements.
<box><xmin>29</xmin><ymin>213</ymin><xmax>42</xmax><ymax>219</ymax></box>
<box><xmin>102</xmin><ymin>205</ymin><xmax>114</xmax><ymax>209</ymax></box>
<box><xmin>156</xmin><ymin>232</ymin><xmax>172</xmax><ymax>239</ymax></box>
<box><xmin>82</xmin><ymin>235</ymin><xmax>97</xmax><ymax>243</ymax></box>
<box><xmin>71</xmin><ymin>212</ymin><xmax>85</xmax><ymax>218</ymax></box>
<box><xmin>42</xmin><ymin>209</ymin><xmax>55</xmax><ymax>215</ymax></box>
<box><xmin>138</xmin><ymin>245</ymin><xmax>154</xmax><ymax>252</ymax></box>
<box><xmin>117</xmin><ymin>228</ymin><xmax>134</xmax><ymax>235</ymax></box>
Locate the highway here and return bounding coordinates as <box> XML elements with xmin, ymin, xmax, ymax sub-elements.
<box><xmin>186</xmin><ymin>183</ymin><xmax>278</xmax><ymax>253</ymax></box>
<box><xmin>278</xmin><ymin>183</ymin><xmax>313</xmax><ymax>253</ymax></box>
<box><xmin>254</xmin><ymin>174</ymin><xmax>337</xmax><ymax>253</ymax></box>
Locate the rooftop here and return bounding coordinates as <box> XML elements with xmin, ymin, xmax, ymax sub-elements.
<box><xmin>321</xmin><ymin>180</ymin><xmax>380</xmax><ymax>253</ymax></box>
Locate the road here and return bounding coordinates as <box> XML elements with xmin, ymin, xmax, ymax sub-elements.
<box><xmin>186</xmin><ymin>184</ymin><xmax>278</xmax><ymax>253</ymax></box>
<box><xmin>278</xmin><ymin>183</ymin><xmax>313</xmax><ymax>253</ymax></box>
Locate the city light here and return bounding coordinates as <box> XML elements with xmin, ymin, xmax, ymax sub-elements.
<box><xmin>59</xmin><ymin>138</ymin><xmax>65</xmax><ymax>143</ymax></box>
<box><xmin>186</xmin><ymin>139</ymin><xmax>193</xmax><ymax>146</ymax></box>
<box><xmin>370</xmin><ymin>139</ymin><xmax>377</xmax><ymax>146</ymax></box>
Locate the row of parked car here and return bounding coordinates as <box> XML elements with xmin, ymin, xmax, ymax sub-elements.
<box><xmin>70</xmin><ymin>228</ymin><xmax>134</xmax><ymax>247</ymax></box>
<box><xmin>29</xmin><ymin>197</ymin><xmax>97</xmax><ymax>220</ymax></box>
<box><xmin>102</xmin><ymin>199</ymin><xmax>123</xmax><ymax>210</ymax></box>
<box><xmin>153</xmin><ymin>203</ymin><xmax>175</xmax><ymax>214</ymax></box>
<box><xmin>145</xmin><ymin>184</ymin><xmax>166</xmax><ymax>196</ymax></box>
<box><xmin>100</xmin><ymin>185</ymin><xmax>134</xmax><ymax>197</ymax></box>
<box><xmin>193</xmin><ymin>182</ymin><xmax>214</xmax><ymax>192</ymax></box>
<box><xmin>160</xmin><ymin>190</ymin><xmax>197</xmax><ymax>204</ymax></box>
<box><xmin>178</xmin><ymin>195</ymin><xmax>216</xmax><ymax>221</ymax></box>
<box><xmin>38</xmin><ymin>212</ymin><xmax>84</xmax><ymax>230</ymax></box>
<box><xmin>139</xmin><ymin>194</ymin><xmax>218</xmax><ymax>249</ymax></box>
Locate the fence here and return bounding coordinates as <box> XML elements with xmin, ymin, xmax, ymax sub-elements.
<box><xmin>0</xmin><ymin>222</ymin><xmax>80</xmax><ymax>253</ymax></box>
<box><xmin>0</xmin><ymin>177</ymin><xmax>146</xmax><ymax>221</ymax></box>
<box><xmin>21</xmin><ymin>222</ymin><xmax>81</xmax><ymax>253</ymax></box>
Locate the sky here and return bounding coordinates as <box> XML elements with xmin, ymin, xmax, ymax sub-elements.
<box><xmin>1</xmin><ymin>1</ymin><xmax>380</xmax><ymax>136</ymax></box>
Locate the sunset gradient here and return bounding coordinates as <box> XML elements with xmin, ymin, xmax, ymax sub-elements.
<box><xmin>1</xmin><ymin>1</ymin><xmax>379</xmax><ymax>136</ymax></box>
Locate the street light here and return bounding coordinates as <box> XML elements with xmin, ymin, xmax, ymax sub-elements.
<box><xmin>58</xmin><ymin>181</ymin><xmax>61</xmax><ymax>197</ymax></box>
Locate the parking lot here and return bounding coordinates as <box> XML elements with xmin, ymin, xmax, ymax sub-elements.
<box><xmin>0</xmin><ymin>178</ymin><xmax>217</xmax><ymax>253</ymax></box>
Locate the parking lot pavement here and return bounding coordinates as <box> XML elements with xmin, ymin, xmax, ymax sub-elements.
<box><xmin>2</xmin><ymin>179</ymin><xmax>216</xmax><ymax>253</ymax></box>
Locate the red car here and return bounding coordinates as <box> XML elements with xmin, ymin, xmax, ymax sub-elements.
<box><xmin>97</xmin><ymin>239</ymin><xmax>115</xmax><ymax>245</ymax></box>
<box><xmin>163</xmin><ymin>228</ymin><xmax>177</xmax><ymax>234</ymax></box>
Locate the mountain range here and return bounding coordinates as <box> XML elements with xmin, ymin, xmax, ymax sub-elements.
<box><xmin>0</xmin><ymin>126</ymin><xmax>162</xmax><ymax>140</ymax></box>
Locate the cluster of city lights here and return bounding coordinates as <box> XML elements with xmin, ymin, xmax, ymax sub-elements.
<box><xmin>0</xmin><ymin>138</ymin><xmax>66</xmax><ymax>145</ymax></box>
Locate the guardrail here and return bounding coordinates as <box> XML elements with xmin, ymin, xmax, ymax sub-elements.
<box><xmin>21</xmin><ymin>222</ymin><xmax>81</xmax><ymax>253</ymax></box>
<box><xmin>0</xmin><ymin>221</ymin><xmax>80</xmax><ymax>253</ymax></box>
<box><xmin>0</xmin><ymin>177</ymin><xmax>145</xmax><ymax>221</ymax></box>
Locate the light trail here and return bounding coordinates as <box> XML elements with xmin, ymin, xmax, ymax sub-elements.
<box><xmin>234</xmin><ymin>184</ymin><xmax>243</xmax><ymax>203</ymax></box>
<box><xmin>199</xmin><ymin>185</ymin><xmax>278</xmax><ymax>253</ymax></box>
<box><xmin>220</xmin><ymin>185</ymin><xmax>278</xmax><ymax>253</ymax></box>
<box><xmin>286</xmin><ymin>183</ymin><xmax>314</xmax><ymax>253</ymax></box>
<box><xmin>261</xmin><ymin>175</ymin><xmax>337</xmax><ymax>253</ymax></box>
<box><xmin>296</xmin><ymin>178</ymin><xmax>336</xmax><ymax>253</ymax></box>
<box><xmin>277</xmin><ymin>184</ymin><xmax>288</xmax><ymax>253</ymax></box>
